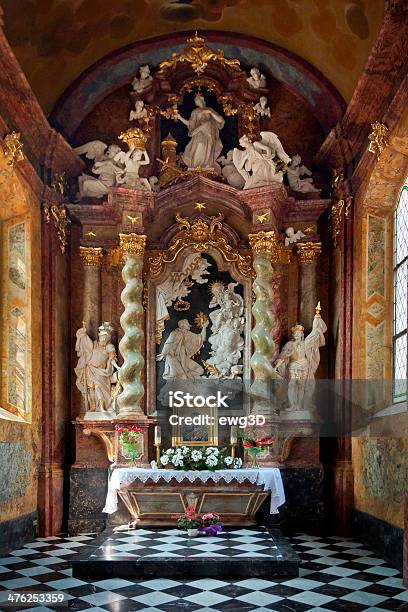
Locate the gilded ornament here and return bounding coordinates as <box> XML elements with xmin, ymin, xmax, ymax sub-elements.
<box><xmin>240</xmin><ymin>103</ymin><xmax>259</xmax><ymax>142</ymax></box>
<box><xmin>119</xmin><ymin>233</ymin><xmax>147</xmax><ymax>257</ymax></box>
<box><xmin>331</xmin><ymin>167</ymin><xmax>344</xmax><ymax>193</ymax></box>
<box><xmin>255</xmin><ymin>211</ymin><xmax>269</xmax><ymax>224</ymax></box>
<box><xmin>119</xmin><ymin>127</ymin><xmax>149</xmax><ymax>150</ymax></box>
<box><xmin>43</xmin><ymin>201</ymin><xmax>70</xmax><ymax>254</ymax></box>
<box><xmin>194</xmin><ymin>312</ymin><xmax>209</xmax><ymax>328</ymax></box>
<box><xmin>195</xmin><ymin>201</ymin><xmax>206</xmax><ymax>211</ymax></box>
<box><xmin>148</xmin><ymin>212</ymin><xmax>254</xmax><ymax>279</ymax></box>
<box><xmin>368</xmin><ymin>122</ymin><xmax>389</xmax><ymax>160</ymax></box>
<box><xmin>79</xmin><ymin>246</ymin><xmax>103</xmax><ymax>267</ymax></box>
<box><xmin>219</xmin><ymin>95</ymin><xmax>238</xmax><ymax>116</ymax></box>
<box><xmin>107</xmin><ymin>246</ymin><xmax>123</xmax><ymax>267</ymax></box>
<box><xmin>296</xmin><ymin>242</ymin><xmax>322</xmax><ymax>264</ymax></box>
<box><xmin>158</xmin><ymin>32</ymin><xmax>241</xmax><ymax>76</ymax></box>
<box><xmin>248</xmin><ymin>231</ymin><xmax>290</xmax><ymax>264</ymax></box>
<box><xmin>127</xmin><ymin>214</ymin><xmax>142</xmax><ymax>225</ymax></box>
<box><xmin>331</xmin><ymin>196</ymin><xmax>352</xmax><ymax>247</ymax></box>
<box><xmin>51</xmin><ymin>172</ymin><xmax>66</xmax><ymax>196</ymax></box>
<box><xmin>2</xmin><ymin>131</ymin><xmax>24</xmax><ymax>166</ymax></box>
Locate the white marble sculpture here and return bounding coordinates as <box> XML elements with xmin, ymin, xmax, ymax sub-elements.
<box><xmin>247</xmin><ymin>67</ymin><xmax>266</xmax><ymax>89</ymax></box>
<box><xmin>132</xmin><ymin>65</ymin><xmax>153</xmax><ymax>93</ymax></box>
<box><xmin>274</xmin><ymin>309</ymin><xmax>327</xmax><ymax>410</ymax></box>
<box><xmin>286</xmin><ymin>155</ymin><xmax>321</xmax><ymax>194</ymax></box>
<box><xmin>157</xmin><ymin>318</ymin><xmax>208</xmax><ymax>380</ymax></box>
<box><xmin>254</xmin><ymin>96</ymin><xmax>271</xmax><ymax>118</ymax></box>
<box><xmin>75</xmin><ymin>141</ymin><xmax>123</xmax><ymax>199</ymax></box>
<box><xmin>218</xmin><ymin>150</ymin><xmax>245</xmax><ymax>189</ymax></box>
<box><xmin>115</xmin><ymin>147</ymin><xmax>151</xmax><ymax>191</ymax></box>
<box><xmin>176</xmin><ymin>94</ymin><xmax>225</xmax><ymax>172</ymax></box>
<box><xmin>233</xmin><ymin>132</ymin><xmax>290</xmax><ymax>190</ymax></box>
<box><xmin>75</xmin><ymin>322</ymin><xmax>120</xmax><ymax>419</ymax></box>
<box><xmin>206</xmin><ymin>282</ymin><xmax>245</xmax><ymax>378</ymax></box>
<box><xmin>156</xmin><ymin>254</ymin><xmax>210</xmax><ymax>344</ymax></box>
<box><xmin>285</xmin><ymin>227</ymin><xmax>306</xmax><ymax>246</ymax></box>
<box><xmin>129</xmin><ymin>99</ymin><xmax>148</xmax><ymax>122</ymax></box>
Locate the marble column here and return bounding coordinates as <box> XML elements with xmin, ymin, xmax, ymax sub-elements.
<box><xmin>248</xmin><ymin>231</ymin><xmax>290</xmax><ymax>412</ymax></box>
<box><xmin>116</xmin><ymin>233</ymin><xmax>147</xmax><ymax>420</ymax></box>
<box><xmin>79</xmin><ymin>246</ymin><xmax>103</xmax><ymax>339</ymax></box>
<box><xmin>297</xmin><ymin>242</ymin><xmax>322</xmax><ymax>331</ymax></box>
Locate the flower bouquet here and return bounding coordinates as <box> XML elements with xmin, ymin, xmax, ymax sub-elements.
<box><xmin>172</xmin><ymin>506</ymin><xmax>202</xmax><ymax>537</ymax></box>
<box><xmin>199</xmin><ymin>512</ymin><xmax>223</xmax><ymax>536</ymax></box>
<box><xmin>241</xmin><ymin>428</ymin><xmax>275</xmax><ymax>467</ymax></box>
<box><xmin>116</xmin><ymin>425</ymin><xmax>143</xmax><ymax>463</ymax></box>
<box><xmin>158</xmin><ymin>446</ymin><xmax>242</xmax><ymax>471</ymax></box>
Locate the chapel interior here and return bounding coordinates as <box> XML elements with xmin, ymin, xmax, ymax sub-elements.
<box><xmin>0</xmin><ymin>0</ymin><xmax>408</xmax><ymax>607</ymax></box>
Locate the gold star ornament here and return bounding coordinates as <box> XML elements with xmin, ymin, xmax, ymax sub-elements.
<box><xmin>255</xmin><ymin>212</ymin><xmax>269</xmax><ymax>224</ymax></box>
<box><xmin>195</xmin><ymin>201</ymin><xmax>206</xmax><ymax>211</ymax></box>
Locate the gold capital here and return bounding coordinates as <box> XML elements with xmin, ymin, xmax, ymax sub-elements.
<box><xmin>297</xmin><ymin>242</ymin><xmax>322</xmax><ymax>263</ymax></box>
<box><xmin>248</xmin><ymin>231</ymin><xmax>290</xmax><ymax>264</ymax></box>
<box><xmin>119</xmin><ymin>233</ymin><xmax>147</xmax><ymax>257</ymax></box>
<box><xmin>79</xmin><ymin>246</ymin><xmax>104</xmax><ymax>267</ymax></box>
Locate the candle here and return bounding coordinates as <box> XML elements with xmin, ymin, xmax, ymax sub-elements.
<box><xmin>230</xmin><ymin>426</ymin><xmax>238</xmax><ymax>445</ymax></box>
<box><xmin>154</xmin><ymin>425</ymin><xmax>161</xmax><ymax>446</ymax></box>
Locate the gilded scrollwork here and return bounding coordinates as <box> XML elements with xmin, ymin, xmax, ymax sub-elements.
<box><xmin>158</xmin><ymin>32</ymin><xmax>241</xmax><ymax>76</ymax></box>
<box><xmin>2</xmin><ymin>131</ymin><xmax>25</xmax><ymax>167</ymax></box>
<box><xmin>148</xmin><ymin>212</ymin><xmax>254</xmax><ymax>280</ymax></box>
<box><xmin>248</xmin><ymin>231</ymin><xmax>290</xmax><ymax>264</ymax></box>
<box><xmin>368</xmin><ymin>122</ymin><xmax>389</xmax><ymax>161</ymax></box>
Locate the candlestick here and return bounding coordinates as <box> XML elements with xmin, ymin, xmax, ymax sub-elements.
<box><xmin>156</xmin><ymin>444</ymin><xmax>161</xmax><ymax>464</ymax></box>
<box><xmin>154</xmin><ymin>425</ymin><xmax>161</xmax><ymax>445</ymax></box>
<box><xmin>230</xmin><ymin>426</ymin><xmax>238</xmax><ymax>445</ymax></box>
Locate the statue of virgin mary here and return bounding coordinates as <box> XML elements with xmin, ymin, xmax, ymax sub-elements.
<box><xmin>176</xmin><ymin>94</ymin><xmax>225</xmax><ymax>173</ymax></box>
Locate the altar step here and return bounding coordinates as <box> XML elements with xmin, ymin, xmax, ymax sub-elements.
<box><xmin>72</xmin><ymin>526</ymin><xmax>299</xmax><ymax>580</ymax></box>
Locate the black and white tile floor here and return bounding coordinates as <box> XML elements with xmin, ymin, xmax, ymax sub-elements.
<box><xmin>0</xmin><ymin>531</ymin><xmax>407</xmax><ymax>611</ymax></box>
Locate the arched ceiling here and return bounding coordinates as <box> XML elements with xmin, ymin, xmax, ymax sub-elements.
<box><xmin>2</xmin><ymin>0</ymin><xmax>384</xmax><ymax>116</ymax></box>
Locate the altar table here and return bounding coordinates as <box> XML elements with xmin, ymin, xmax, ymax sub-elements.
<box><xmin>103</xmin><ymin>468</ymin><xmax>285</xmax><ymax>525</ymax></box>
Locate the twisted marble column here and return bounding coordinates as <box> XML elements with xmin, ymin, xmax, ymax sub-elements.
<box><xmin>249</xmin><ymin>232</ymin><xmax>290</xmax><ymax>412</ymax></box>
<box><xmin>116</xmin><ymin>233</ymin><xmax>147</xmax><ymax>420</ymax></box>
<box><xmin>79</xmin><ymin>246</ymin><xmax>103</xmax><ymax>339</ymax></box>
<box><xmin>297</xmin><ymin>242</ymin><xmax>322</xmax><ymax>331</ymax></box>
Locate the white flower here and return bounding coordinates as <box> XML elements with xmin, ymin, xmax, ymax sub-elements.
<box><xmin>233</xmin><ymin>458</ymin><xmax>243</xmax><ymax>469</ymax></box>
<box><xmin>167</xmin><ymin>448</ymin><xmax>175</xmax><ymax>455</ymax></box>
<box><xmin>206</xmin><ymin>447</ymin><xmax>217</xmax><ymax>454</ymax></box>
<box><xmin>150</xmin><ymin>460</ymin><xmax>158</xmax><ymax>470</ymax></box>
<box><xmin>206</xmin><ymin>456</ymin><xmax>217</xmax><ymax>467</ymax></box>
<box><xmin>191</xmin><ymin>450</ymin><xmax>203</xmax><ymax>461</ymax></box>
<box><xmin>224</xmin><ymin>456</ymin><xmax>233</xmax><ymax>466</ymax></box>
<box><xmin>182</xmin><ymin>446</ymin><xmax>189</xmax><ymax>455</ymax></box>
<box><xmin>160</xmin><ymin>455</ymin><xmax>169</xmax><ymax>466</ymax></box>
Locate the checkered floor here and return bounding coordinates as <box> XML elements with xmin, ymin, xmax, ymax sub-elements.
<box><xmin>91</xmin><ymin>527</ymin><xmax>289</xmax><ymax>559</ymax></box>
<box><xmin>0</xmin><ymin>531</ymin><xmax>407</xmax><ymax>611</ymax></box>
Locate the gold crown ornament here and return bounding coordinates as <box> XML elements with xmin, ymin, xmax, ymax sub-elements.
<box><xmin>291</xmin><ymin>323</ymin><xmax>304</xmax><ymax>334</ymax></box>
<box><xmin>118</xmin><ymin>127</ymin><xmax>149</xmax><ymax>150</ymax></box>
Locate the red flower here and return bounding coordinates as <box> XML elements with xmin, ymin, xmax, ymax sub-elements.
<box><xmin>243</xmin><ymin>442</ymin><xmax>255</xmax><ymax>448</ymax></box>
<box><xmin>257</xmin><ymin>436</ymin><xmax>275</xmax><ymax>446</ymax></box>
<box><xmin>116</xmin><ymin>426</ymin><xmax>125</xmax><ymax>433</ymax></box>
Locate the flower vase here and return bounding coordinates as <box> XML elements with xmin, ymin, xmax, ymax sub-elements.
<box><xmin>187</xmin><ymin>528</ymin><xmax>199</xmax><ymax>537</ymax></box>
<box><xmin>248</xmin><ymin>447</ymin><xmax>263</xmax><ymax>468</ymax></box>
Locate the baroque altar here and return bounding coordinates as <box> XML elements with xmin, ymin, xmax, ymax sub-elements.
<box><xmin>66</xmin><ymin>34</ymin><xmax>330</xmax><ymax>535</ymax></box>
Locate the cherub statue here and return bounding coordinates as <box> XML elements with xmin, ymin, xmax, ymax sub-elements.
<box><xmin>75</xmin><ymin>322</ymin><xmax>120</xmax><ymax>419</ymax></box>
<box><xmin>285</xmin><ymin>227</ymin><xmax>306</xmax><ymax>246</ymax></box>
<box><xmin>286</xmin><ymin>154</ymin><xmax>321</xmax><ymax>194</ymax></box>
<box><xmin>132</xmin><ymin>65</ymin><xmax>153</xmax><ymax>93</ymax></box>
<box><xmin>254</xmin><ymin>96</ymin><xmax>271</xmax><ymax>118</ymax></box>
<box><xmin>129</xmin><ymin>99</ymin><xmax>148</xmax><ymax>122</ymax></box>
<box><xmin>247</xmin><ymin>67</ymin><xmax>266</xmax><ymax>89</ymax></box>
<box><xmin>115</xmin><ymin>146</ymin><xmax>151</xmax><ymax>191</ymax></box>
<box><xmin>75</xmin><ymin>140</ymin><xmax>123</xmax><ymax>199</ymax></box>
<box><xmin>218</xmin><ymin>150</ymin><xmax>245</xmax><ymax>189</ymax></box>
<box><xmin>274</xmin><ymin>305</ymin><xmax>327</xmax><ymax>410</ymax></box>
<box><xmin>233</xmin><ymin>132</ymin><xmax>291</xmax><ymax>190</ymax></box>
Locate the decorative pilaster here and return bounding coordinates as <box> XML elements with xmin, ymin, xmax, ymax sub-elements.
<box><xmin>248</xmin><ymin>231</ymin><xmax>290</xmax><ymax>385</ymax></box>
<box><xmin>297</xmin><ymin>242</ymin><xmax>322</xmax><ymax>331</ymax></box>
<box><xmin>116</xmin><ymin>233</ymin><xmax>147</xmax><ymax>420</ymax></box>
<box><xmin>79</xmin><ymin>246</ymin><xmax>103</xmax><ymax>339</ymax></box>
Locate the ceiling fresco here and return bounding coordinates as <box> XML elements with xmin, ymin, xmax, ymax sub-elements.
<box><xmin>2</xmin><ymin>0</ymin><xmax>384</xmax><ymax>115</ymax></box>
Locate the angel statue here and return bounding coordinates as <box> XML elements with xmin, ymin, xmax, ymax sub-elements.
<box><xmin>115</xmin><ymin>146</ymin><xmax>151</xmax><ymax>191</ymax></box>
<box><xmin>155</xmin><ymin>254</ymin><xmax>211</xmax><ymax>344</ymax></box>
<box><xmin>75</xmin><ymin>141</ymin><xmax>123</xmax><ymax>199</ymax></box>
<box><xmin>75</xmin><ymin>322</ymin><xmax>120</xmax><ymax>420</ymax></box>
<box><xmin>132</xmin><ymin>64</ymin><xmax>153</xmax><ymax>93</ymax></box>
<box><xmin>274</xmin><ymin>304</ymin><xmax>327</xmax><ymax>410</ymax></box>
<box><xmin>129</xmin><ymin>99</ymin><xmax>148</xmax><ymax>122</ymax></box>
<box><xmin>285</xmin><ymin>227</ymin><xmax>306</xmax><ymax>246</ymax></box>
<box><xmin>157</xmin><ymin>318</ymin><xmax>209</xmax><ymax>380</ymax></box>
<box><xmin>247</xmin><ymin>67</ymin><xmax>266</xmax><ymax>89</ymax></box>
<box><xmin>233</xmin><ymin>132</ymin><xmax>291</xmax><ymax>190</ymax></box>
<box><xmin>176</xmin><ymin>93</ymin><xmax>225</xmax><ymax>172</ymax></box>
<box><xmin>286</xmin><ymin>154</ymin><xmax>321</xmax><ymax>194</ymax></box>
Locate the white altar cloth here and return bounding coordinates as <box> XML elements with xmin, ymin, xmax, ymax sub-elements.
<box><xmin>103</xmin><ymin>467</ymin><xmax>285</xmax><ymax>515</ymax></box>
